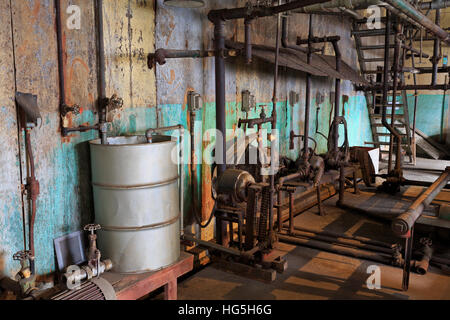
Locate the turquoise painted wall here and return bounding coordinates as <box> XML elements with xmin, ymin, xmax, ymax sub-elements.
<box><xmin>406</xmin><ymin>93</ymin><xmax>449</xmax><ymax>142</ymax></box>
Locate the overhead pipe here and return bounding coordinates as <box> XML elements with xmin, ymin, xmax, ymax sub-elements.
<box><xmin>419</xmin><ymin>0</ymin><xmax>450</xmax><ymax>9</ymax></box>
<box><xmin>147</xmin><ymin>48</ymin><xmax>239</xmax><ymax>68</ymax></box>
<box><xmin>384</xmin><ymin>0</ymin><xmax>450</xmax><ymax>45</ymax></box>
<box><xmin>207</xmin><ymin>0</ymin><xmax>331</xmax><ymax>22</ymax></box>
<box><xmin>392</xmin><ymin>167</ymin><xmax>450</xmax><ymax>237</ymax></box>
<box><xmin>281</xmin><ymin>15</ymin><xmax>308</xmax><ymax>53</ymax></box>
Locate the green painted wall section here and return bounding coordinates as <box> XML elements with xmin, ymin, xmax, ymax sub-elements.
<box><xmin>406</xmin><ymin>94</ymin><xmax>449</xmax><ymax>142</ymax></box>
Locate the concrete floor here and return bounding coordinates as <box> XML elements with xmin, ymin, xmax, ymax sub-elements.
<box><xmin>175</xmin><ymin>196</ymin><xmax>450</xmax><ymax>300</ymax></box>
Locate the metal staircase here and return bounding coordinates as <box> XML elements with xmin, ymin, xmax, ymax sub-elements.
<box><xmin>352</xmin><ymin>18</ymin><xmax>415</xmax><ymax>165</ymax></box>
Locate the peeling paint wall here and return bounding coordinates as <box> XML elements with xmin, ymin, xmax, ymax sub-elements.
<box><xmin>0</xmin><ymin>0</ymin><xmax>157</xmax><ymax>278</ymax></box>
<box><xmin>0</xmin><ymin>0</ymin><xmax>372</xmax><ymax>279</ymax></box>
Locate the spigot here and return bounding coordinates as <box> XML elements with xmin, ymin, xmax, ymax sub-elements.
<box><xmin>12</xmin><ymin>250</ymin><xmax>36</xmax><ymax>294</ymax></box>
<box><xmin>84</xmin><ymin>224</ymin><xmax>101</xmax><ymax>274</ymax></box>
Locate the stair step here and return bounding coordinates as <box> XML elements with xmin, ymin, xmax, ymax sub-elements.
<box><xmin>365</xmin><ymin>141</ymin><xmax>409</xmax><ymax>146</ymax></box>
<box><xmin>375</xmin><ymin>133</ymin><xmax>407</xmax><ymax>137</ymax></box>
<box><xmin>373</xmin><ymin>123</ymin><xmax>405</xmax><ymax>128</ymax></box>
<box><xmin>371</xmin><ymin>114</ymin><xmax>405</xmax><ymax>119</ymax></box>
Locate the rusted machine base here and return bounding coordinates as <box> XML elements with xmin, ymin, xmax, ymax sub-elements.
<box><xmin>102</xmin><ymin>252</ymin><xmax>193</xmax><ymax>300</ymax></box>
<box><xmin>211</xmin><ymin>252</ymin><xmax>287</xmax><ymax>283</ymax></box>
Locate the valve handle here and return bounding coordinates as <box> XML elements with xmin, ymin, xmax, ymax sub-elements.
<box><xmin>13</xmin><ymin>250</ymin><xmax>32</xmax><ymax>261</ymax></box>
<box><xmin>419</xmin><ymin>237</ymin><xmax>432</xmax><ymax>247</ymax></box>
<box><xmin>84</xmin><ymin>224</ymin><xmax>101</xmax><ymax>234</ymax></box>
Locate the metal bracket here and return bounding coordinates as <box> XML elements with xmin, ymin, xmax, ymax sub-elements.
<box><xmin>242</xmin><ymin>90</ymin><xmax>255</xmax><ymax>112</ymax></box>
<box><xmin>188</xmin><ymin>91</ymin><xmax>202</xmax><ymax>112</ymax></box>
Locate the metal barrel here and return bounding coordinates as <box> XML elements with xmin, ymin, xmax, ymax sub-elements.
<box><xmin>89</xmin><ymin>135</ymin><xmax>180</xmax><ymax>273</ymax></box>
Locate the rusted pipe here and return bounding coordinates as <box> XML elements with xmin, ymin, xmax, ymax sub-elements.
<box><xmin>415</xmin><ymin>238</ymin><xmax>433</xmax><ymax>275</ymax></box>
<box><xmin>148</xmin><ymin>48</ymin><xmax>239</xmax><ymax>68</ymax></box>
<box><xmin>419</xmin><ymin>0</ymin><xmax>450</xmax><ymax>9</ymax></box>
<box><xmin>244</xmin><ymin>19</ymin><xmax>252</xmax><ymax>64</ymax></box>
<box><xmin>25</xmin><ymin>129</ymin><xmax>38</xmax><ymax>278</ymax></box>
<box><xmin>208</xmin><ymin>0</ymin><xmax>331</xmax><ymax>22</ymax></box>
<box><xmin>431</xmin><ymin>9</ymin><xmax>441</xmax><ymax>86</ymax></box>
<box><xmin>281</xmin><ymin>16</ymin><xmax>308</xmax><ymax>53</ymax></box>
<box><xmin>269</xmin><ymin>5</ymin><xmax>282</xmax><ymax>243</ymax></box>
<box><xmin>331</xmin><ymin>39</ymin><xmax>341</xmax><ymax>154</ymax></box>
<box><xmin>388</xmin><ymin>19</ymin><xmax>403</xmax><ymax>173</ymax></box>
<box><xmin>278</xmin><ymin>233</ymin><xmax>397</xmax><ymax>265</ymax></box>
<box><xmin>384</xmin><ymin>0</ymin><xmax>450</xmax><ymax>45</ymax></box>
<box><xmin>392</xmin><ymin>167</ymin><xmax>450</xmax><ymax>237</ymax></box>
<box><xmin>282</xmin><ymin>228</ymin><xmax>396</xmax><ymax>254</ymax></box>
<box><xmin>381</xmin><ymin>12</ymin><xmax>402</xmax><ymax>174</ymax></box>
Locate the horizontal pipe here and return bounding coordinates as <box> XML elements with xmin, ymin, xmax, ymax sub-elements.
<box><xmin>278</xmin><ymin>233</ymin><xmax>396</xmax><ymax>265</ymax></box>
<box><xmin>419</xmin><ymin>1</ymin><xmax>450</xmax><ymax>9</ymax></box>
<box><xmin>392</xmin><ymin>167</ymin><xmax>450</xmax><ymax>237</ymax></box>
<box><xmin>281</xmin><ymin>228</ymin><xmax>395</xmax><ymax>254</ymax></box>
<box><xmin>384</xmin><ymin>0</ymin><xmax>450</xmax><ymax>45</ymax></box>
<box><xmin>284</xmin><ymin>225</ymin><xmax>396</xmax><ymax>249</ymax></box>
<box><xmin>357</xmin><ymin>84</ymin><xmax>450</xmax><ymax>91</ymax></box>
<box><xmin>363</xmin><ymin>66</ymin><xmax>449</xmax><ymax>74</ymax></box>
<box><xmin>208</xmin><ymin>0</ymin><xmax>331</xmax><ymax>22</ymax></box>
<box><xmin>148</xmin><ymin>49</ymin><xmax>239</xmax><ymax>69</ymax></box>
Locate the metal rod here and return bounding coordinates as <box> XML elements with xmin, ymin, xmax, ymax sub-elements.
<box><xmin>278</xmin><ymin>233</ymin><xmax>395</xmax><ymax>265</ymax></box>
<box><xmin>269</xmin><ymin>3</ymin><xmax>282</xmax><ymax>245</ymax></box>
<box><xmin>282</xmin><ymin>229</ymin><xmax>396</xmax><ymax>254</ymax></box>
<box><xmin>392</xmin><ymin>167</ymin><xmax>450</xmax><ymax>237</ymax></box>
<box><xmin>432</xmin><ymin>9</ymin><xmax>441</xmax><ymax>86</ymax></box>
<box><xmin>402</xmin><ymin>226</ymin><xmax>414</xmax><ymax>291</ymax></box>
<box><xmin>244</xmin><ymin>19</ymin><xmax>252</xmax><ymax>64</ymax></box>
<box><xmin>388</xmin><ymin>19</ymin><xmax>403</xmax><ymax>173</ymax></box>
<box><xmin>286</xmin><ymin>225</ymin><xmax>396</xmax><ymax>248</ymax></box>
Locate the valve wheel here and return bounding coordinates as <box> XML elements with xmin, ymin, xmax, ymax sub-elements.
<box><xmin>84</xmin><ymin>224</ymin><xmax>101</xmax><ymax>233</ymax></box>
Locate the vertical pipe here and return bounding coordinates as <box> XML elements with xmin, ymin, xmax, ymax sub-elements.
<box><xmin>432</xmin><ymin>9</ymin><xmax>441</xmax><ymax>86</ymax></box>
<box><xmin>303</xmin><ymin>15</ymin><xmax>313</xmax><ymax>165</ymax></box>
<box><xmin>390</xmin><ymin>20</ymin><xmax>403</xmax><ymax>173</ymax></box>
<box><xmin>244</xmin><ymin>19</ymin><xmax>252</xmax><ymax>64</ymax></box>
<box><xmin>96</xmin><ymin>0</ymin><xmax>107</xmax><ymax>145</ymax></box>
<box><xmin>277</xmin><ymin>189</ymin><xmax>282</xmax><ymax>232</ymax></box>
<box><xmin>410</xmin><ymin>33</ymin><xmax>418</xmax><ymax>165</ymax></box>
<box><xmin>55</xmin><ymin>0</ymin><xmax>66</xmax><ymax>110</ymax></box>
<box><xmin>214</xmin><ymin>19</ymin><xmax>227</xmax><ymax>246</ymax></box>
<box><xmin>289</xmin><ymin>191</ymin><xmax>294</xmax><ymax>234</ymax></box>
<box><xmin>269</xmin><ymin>8</ymin><xmax>281</xmax><ymax>241</ymax></box>
<box><xmin>214</xmin><ymin>20</ymin><xmax>226</xmax><ymax>176</ymax></box>
<box><xmin>332</xmin><ymin>40</ymin><xmax>341</xmax><ymax>153</ymax></box>
<box><xmin>402</xmin><ymin>227</ymin><xmax>414</xmax><ymax>291</ymax></box>
<box><xmin>381</xmin><ymin>11</ymin><xmax>402</xmax><ymax>173</ymax></box>
<box><xmin>180</xmin><ymin>128</ymin><xmax>185</xmax><ymax>236</ymax></box>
